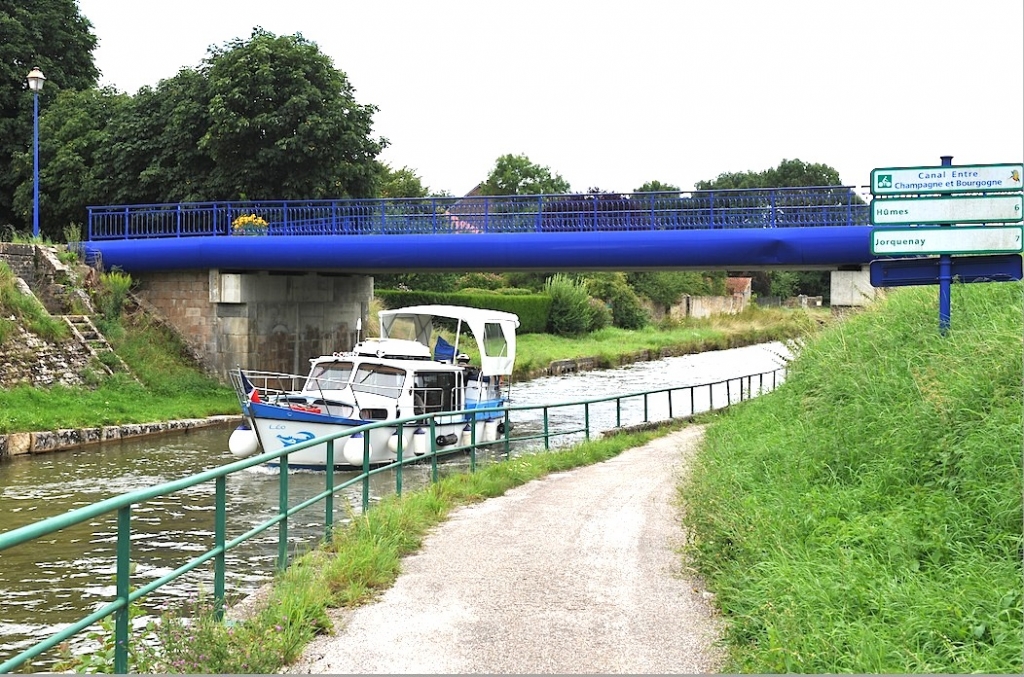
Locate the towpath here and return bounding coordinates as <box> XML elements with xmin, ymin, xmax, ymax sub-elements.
<box><xmin>287</xmin><ymin>425</ymin><xmax>723</xmax><ymax>674</ymax></box>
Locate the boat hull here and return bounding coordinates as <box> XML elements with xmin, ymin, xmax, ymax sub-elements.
<box><xmin>247</xmin><ymin>402</ymin><xmax>504</xmax><ymax>469</ymax></box>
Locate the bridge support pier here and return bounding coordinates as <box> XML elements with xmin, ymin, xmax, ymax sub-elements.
<box><xmin>829</xmin><ymin>269</ymin><xmax>878</xmax><ymax>318</ymax></box>
<box><xmin>132</xmin><ymin>270</ymin><xmax>371</xmax><ymax>382</ymax></box>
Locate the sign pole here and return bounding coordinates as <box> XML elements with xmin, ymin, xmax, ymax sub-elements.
<box><xmin>938</xmin><ymin>155</ymin><xmax>953</xmax><ymax>334</ymax></box>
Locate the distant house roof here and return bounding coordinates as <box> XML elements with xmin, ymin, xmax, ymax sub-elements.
<box><xmin>726</xmin><ymin>277</ymin><xmax>752</xmax><ymax>295</ymax></box>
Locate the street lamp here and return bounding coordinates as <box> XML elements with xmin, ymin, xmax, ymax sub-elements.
<box><xmin>27</xmin><ymin>67</ymin><xmax>45</xmax><ymax>239</ymax></box>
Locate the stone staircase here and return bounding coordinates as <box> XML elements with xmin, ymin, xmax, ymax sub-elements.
<box><xmin>62</xmin><ymin>314</ymin><xmax>138</xmax><ymax>381</ymax></box>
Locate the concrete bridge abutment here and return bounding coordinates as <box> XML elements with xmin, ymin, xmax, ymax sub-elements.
<box><xmin>132</xmin><ymin>270</ymin><xmax>371</xmax><ymax>382</ymax></box>
<box><xmin>829</xmin><ymin>268</ymin><xmax>878</xmax><ymax>317</ymax></box>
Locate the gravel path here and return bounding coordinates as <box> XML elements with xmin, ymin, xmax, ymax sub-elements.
<box><xmin>287</xmin><ymin>425</ymin><xmax>723</xmax><ymax>674</ymax></box>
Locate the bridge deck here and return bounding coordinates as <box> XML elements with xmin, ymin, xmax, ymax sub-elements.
<box><xmin>84</xmin><ymin>187</ymin><xmax>874</xmax><ymax>272</ymax></box>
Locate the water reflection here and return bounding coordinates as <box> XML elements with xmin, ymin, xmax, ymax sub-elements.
<box><xmin>0</xmin><ymin>341</ymin><xmax>790</xmax><ymax>668</ymax></box>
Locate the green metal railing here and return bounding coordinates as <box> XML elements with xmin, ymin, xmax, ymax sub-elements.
<box><xmin>0</xmin><ymin>367</ymin><xmax>784</xmax><ymax>674</ymax></box>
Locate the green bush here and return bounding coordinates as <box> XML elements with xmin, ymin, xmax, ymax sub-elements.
<box><xmin>587</xmin><ymin>297</ymin><xmax>612</xmax><ymax>332</ymax></box>
<box><xmin>544</xmin><ymin>273</ymin><xmax>591</xmax><ymax>337</ymax></box>
<box><xmin>455</xmin><ymin>272</ymin><xmax>504</xmax><ymax>290</ymax></box>
<box><xmin>97</xmin><ymin>269</ymin><xmax>133</xmax><ymax>321</ymax></box>
<box><xmin>609</xmin><ymin>284</ymin><xmax>649</xmax><ymax>329</ymax></box>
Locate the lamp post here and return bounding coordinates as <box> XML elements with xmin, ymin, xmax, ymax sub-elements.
<box><xmin>27</xmin><ymin>67</ymin><xmax>45</xmax><ymax>239</ymax></box>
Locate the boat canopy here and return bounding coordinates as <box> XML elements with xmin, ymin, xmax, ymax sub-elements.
<box><xmin>379</xmin><ymin>305</ymin><xmax>519</xmax><ymax>377</ymax></box>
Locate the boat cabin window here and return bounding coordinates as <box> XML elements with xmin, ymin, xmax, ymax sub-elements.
<box><xmin>482</xmin><ymin>322</ymin><xmax>508</xmax><ymax>357</ymax></box>
<box><xmin>304</xmin><ymin>361</ymin><xmax>354</xmax><ymax>393</ymax></box>
<box><xmin>412</xmin><ymin>371</ymin><xmax>460</xmax><ymax>415</ymax></box>
<box><xmin>351</xmin><ymin>364</ymin><xmax>406</xmax><ymax>398</ymax></box>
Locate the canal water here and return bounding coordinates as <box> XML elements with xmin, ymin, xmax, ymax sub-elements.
<box><xmin>0</xmin><ymin>341</ymin><xmax>791</xmax><ymax>668</ymax></box>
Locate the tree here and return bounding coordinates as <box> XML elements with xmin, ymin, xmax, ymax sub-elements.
<box><xmin>633</xmin><ymin>180</ymin><xmax>680</xmax><ymax>193</ymax></box>
<box><xmin>0</xmin><ymin>0</ymin><xmax>98</xmax><ymax>232</ymax></box>
<box><xmin>695</xmin><ymin>158</ymin><xmax>843</xmax><ymax>191</ymax></box>
<box><xmin>479</xmin><ymin>153</ymin><xmax>570</xmax><ymax>195</ymax></box>
<box><xmin>199</xmin><ymin>28</ymin><xmax>387</xmax><ymax>200</ymax></box>
<box><xmin>378</xmin><ymin>164</ymin><xmax>428</xmax><ymax>198</ymax></box>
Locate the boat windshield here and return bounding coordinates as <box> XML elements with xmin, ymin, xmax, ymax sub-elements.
<box><xmin>351</xmin><ymin>364</ymin><xmax>406</xmax><ymax>398</ymax></box>
<box><xmin>304</xmin><ymin>361</ymin><xmax>354</xmax><ymax>392</ymax></box>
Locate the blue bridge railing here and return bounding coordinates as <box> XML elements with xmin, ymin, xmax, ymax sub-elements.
<box><xmin>86</xmin><ymin>187</ymin><xmax>871</xmax><ymax>241</ymax></box>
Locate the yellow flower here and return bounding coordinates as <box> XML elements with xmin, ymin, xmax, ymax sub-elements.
<box><xmin>232</xmin><ymin>214</ymin><xmax>268</xmax><ymax>233</ymax></box>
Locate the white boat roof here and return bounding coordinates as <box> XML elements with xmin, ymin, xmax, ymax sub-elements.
<box><xmin>379</xmin><ymin>305</ymin><xmax>519</xmax><ymax>377</ymax></box>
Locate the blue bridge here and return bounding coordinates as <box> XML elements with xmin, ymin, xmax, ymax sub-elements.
<box><xmin>83</xmin><ymin>187</ymin><xmax>873</xmax><ymax>273</ymax></box>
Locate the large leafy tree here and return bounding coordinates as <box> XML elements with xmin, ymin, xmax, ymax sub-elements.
<box><xmin>0</xmin><ymin>0</ymin><xmax>98</xmax><ymax>232</ymax></box>
<box><xmin>199</xmin><ymin>28</ymin><xmax>387</xmax><ymax>200</ymax></box>
<box><xmin>479</xmin><ymin>153</ymin><xmax>570</xmax><ymax>195</ymax></box>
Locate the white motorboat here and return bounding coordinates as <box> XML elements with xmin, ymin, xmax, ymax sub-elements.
<box><xmin>228</xmin><ymin>304</ymin><xmax>519</xmax><ymax>469</ymax></box>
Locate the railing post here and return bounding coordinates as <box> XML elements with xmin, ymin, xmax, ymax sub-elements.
<box><xmin>727</xmin><ymin>379</ymin><xmax>732</xmax><ymax>406</ymax></box>
<box><xmin>643</xmin><ymin>392</ymin><xmax>649</xmax><ymax>422</ymax></box>
<box><xmin>429</xmin><ymin>418</ymin><xmax>438</xmax><ymax>483</ymax></box>
<box><xmin>690</xmin><ymin>386</ymin><xmax>695</xmax><ymax>416</ymax></box>
<box><xmin>325</xmin><ymin>440</ymin><xmax>334</xmax><ymax>540</ymax></box>
<box><xmin>468</xmin><ymin>415</ymin><xmax>476</xmax><ymax>472</ymax></box>
<box><xmin>278</xmin><ymin>453</ymin><xmax>289</xmax><ymax>570</ymax></box>
<box><xmin>114</xmin><ymin>506</ymin><xmax>131</xmax><ymax>674</ymax></box>
<box><xmin>543</xmin><ymin>407</ymin><xmax>550</xmax><ymax>451</ymax></box>
<box><xmin>176</xmin><ymin>203</ymin><xmax>182</xmax><ymax>237</ymax></box>
<box><xmin>616</xmin><ymin>398</ymin><xmax>622</xmax><ymax>428</ymax></box>
<box><xmin>123</xmin><ymin>206</ymin><xmax>130</xmax><ymax>239</ymax></box>
<box><xmin>396</xmin><ymin>423</ymin><xmax>404</xmax><ymax>495</ymax></box>
<box><xmin>214</xmin><ymin>476</ymin><xmax>226</xmax><ymax>619</ymax></box>
<box><xmin>668</xmin><ymin>388</ymin><xmax>673</xmax><ymax>419</ymax></box>
<box><xmin>362</xmin><ymin>433</ymin><xmax>371</xmax><ymax>513</ymax></box>
<box><xmin>770</xmin><ymin>189</ymin><xmax>777</xmax><ymax>228</ymax></box>
<box><xmin>503</xmin><ymin>409</ymin><xmax>511</xmax><ymax>460</ymax></box>
<box><xmin>584</xmin><ymin>402</ymin><xmax>590</xmax><ymax>440</ymax></box>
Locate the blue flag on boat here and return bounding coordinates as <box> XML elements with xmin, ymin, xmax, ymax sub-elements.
<box><xmin>434</xmin><ymin>336</ymin><xmax>455</xmax><ymax>362</ymax></box>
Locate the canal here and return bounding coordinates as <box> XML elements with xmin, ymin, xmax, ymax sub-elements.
<box><xmin>0</xmin><ymin>341</ymin><xmax>791</xmax><ymax>668</ymax></box>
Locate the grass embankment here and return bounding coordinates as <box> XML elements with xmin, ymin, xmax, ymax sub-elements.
<box><xmin>0</xmin><ymin>309</ymin><xmax>237</xmax><ymax>434</ymax></box>
<box><xmin>683</xmin><ymin>282</ymin><xmax>1023</xmax><ymax>673</ymax></box>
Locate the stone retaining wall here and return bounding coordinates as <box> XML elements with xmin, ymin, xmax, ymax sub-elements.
<box><xmin>0</xmin><ymin>415</ymin><xmax>241</xmax><ymax>460</ymax></box>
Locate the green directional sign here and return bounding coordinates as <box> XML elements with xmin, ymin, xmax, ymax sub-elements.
<box><xmin>871</xmin><ymin>226</ymin><xmax>1024</xmax><ymax>256</ymax></box>
<box><xmin>871</xmin><ymin>163</ymin><xmax>1024</xmax><ymax>195</ymax></box>
<box><xmin>870</xmin><ymin>194</ymin><xmax>1023</xmax><ymax>225</ymax></box>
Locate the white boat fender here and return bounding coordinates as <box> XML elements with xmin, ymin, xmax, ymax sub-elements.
<box><xmin>412</xmin><ymin>427</ymin><xmax>427</xmax><ymax>456</ymax></box>
<box><xmin>343</xmin><ymin>431</ymin><xmax>366</xmax><ymax>466</ymax></box>
<box><xmin>435</xmin><ymin>433</ymin><xmax>458</xmax><ymax>447</ymax></box>
<box><xmin>387</xmin><ymin>430</ymin><xmax>401</xmax><ymax>454</ymax></box>
<box><xmin>228</xmin><ymin>425</ymin><xmax>260</xmax><ymax>459</ymax></box>
<box><xmin>459</xmin><ymin>423</ymin><xmax>473</xmax><ymax>447</ymax></box>
<box><xmin>483</xmin><ymin>419</ymin><xmax>498</xmax><ymax>442</ymax></box>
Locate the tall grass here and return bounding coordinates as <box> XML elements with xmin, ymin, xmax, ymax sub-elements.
<box><xmin>0</xmin><ymin>262</ymin><xmax>68</xmax><ymax>343</ymax></box>
<box><xmin>682</xmin><ymin>282</ymin><xmax>1023</xmax><ymax>673</ymax></box>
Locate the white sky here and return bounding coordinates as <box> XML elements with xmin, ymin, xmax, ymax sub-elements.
<box><xmin>75</xmin><ymin>0</ymin><xmax>1024</xmax><ymax>196</ymax></box>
